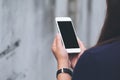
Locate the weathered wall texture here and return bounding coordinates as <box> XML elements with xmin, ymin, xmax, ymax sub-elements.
<box><xmin>0</xmin><ymin>0</ymin><xmax>56</xmax><ymax>80</ymax></box>
<box><xmin>0</xmin><ymin>0</ymin><xmax>105</xmax><ymax>80</ymax></box>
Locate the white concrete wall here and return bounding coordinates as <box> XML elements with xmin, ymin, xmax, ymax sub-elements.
<box><xmin>0</xmin><ymin>0</ymin><xmax>106</xmax><ymax>80</ymax></box>
<box><xmin>76</xmin><ymin>0</ymin><xmax>106</xmax><ymax>47</ymax></box>
<box><xmin>0</xmin><ymin>0</ymin><xmax>56</xmax><ymax>80</ymax></box>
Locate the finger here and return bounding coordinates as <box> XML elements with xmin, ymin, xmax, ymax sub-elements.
<box><xmin>77</xmin><ymin>37</ymin><xmax>86</xmax><ymax>50</ymax></box>
<box><xmin>56</xmin><ymin>33</ymin><xmax>63</xmax><ymax>48</ymax></box>
<box><xmin>52</xmin><ymin>35</ymin><xmax>57</xmax><ymax>51</ymax></box>
<box><xmin>77</xmin><ymin>37</ymin><xmax>86</xmax><ymax>57</ymax></box>
<box><xmin>52</xmin><ymin>36</ymin><xmax>57</xmax><ymax>47</ymax></box>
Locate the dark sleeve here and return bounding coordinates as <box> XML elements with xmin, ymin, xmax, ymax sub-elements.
<box><xmin>72</xmin><ymin>51</ymin><xmax>98</xmax><ymax>80</ymax></box>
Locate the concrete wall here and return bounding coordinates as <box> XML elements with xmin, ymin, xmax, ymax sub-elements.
<box><xmin>0</xmin><ymin>0</ymin><xmax>106</xmax><ymax>80</ymax></box>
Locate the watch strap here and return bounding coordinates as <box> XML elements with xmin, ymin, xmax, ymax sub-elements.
<box><xmin>56</xmin><ymin>68</ymin><xmax>73</xmax><ymax>78</ymax></box>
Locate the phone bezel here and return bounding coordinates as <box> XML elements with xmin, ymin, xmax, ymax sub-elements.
<box><xmin>55</xmin><ymin>17</ymin><xmax>81</xmax><ymax>53</ymax></box>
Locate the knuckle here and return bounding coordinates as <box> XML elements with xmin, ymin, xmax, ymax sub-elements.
<box><xmin>51</xmin><ymin>47</ymin><xmax>56</xmax><ymax>52</ymax></box>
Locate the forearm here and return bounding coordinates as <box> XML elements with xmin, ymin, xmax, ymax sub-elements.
<box><xmin>57</xmin><ymin>60</ymin><xmax>72</xmax><ymax>80</ymax></box>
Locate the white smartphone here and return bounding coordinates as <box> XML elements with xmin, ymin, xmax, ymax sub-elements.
<box><xmin>55</xmin><ymin>17</ymin><xmax>81</xmax><ymax>53</ymax></box>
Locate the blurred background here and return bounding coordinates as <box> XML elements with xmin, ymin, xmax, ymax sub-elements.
<box><xmin>0</xmin><ymin>0</ymin><xmax>106</xmax><ymax>80</ymax></box>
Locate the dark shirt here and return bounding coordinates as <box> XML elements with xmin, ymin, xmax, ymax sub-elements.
<box><xmin>72</xmin><ymin>41</ymin><xmax>120</xmax><ymax>80</ymax></box>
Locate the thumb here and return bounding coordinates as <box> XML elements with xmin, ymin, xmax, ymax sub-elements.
<box><xmin>77</xmin><ymin>37</ymin><xmax>86</xmax><ymax>57</ymax></box>
<box><xmin>77</xmin><ymin>37</ymin><xmax>86</xmax><ymax>50</ymax></box>
<box><xmin>56</xmin><ymin>33</ymin><xmax>63</xmax><ymax>48</ymax></box>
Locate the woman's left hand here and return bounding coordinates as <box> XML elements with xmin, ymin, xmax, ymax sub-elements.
<box><xmin>69</xmin><ymin>38</ymin><xmax>86</xmax><ymax>69</ymax></box>
<box><xmin>52</xmin><ymin>34</ymin><xmax>70</xmax><ymax>69</ymax></box>
<box><xmin>51</xmin><ymin>34</ymin><xmax>86</xmax><ymax>69</ymax></box>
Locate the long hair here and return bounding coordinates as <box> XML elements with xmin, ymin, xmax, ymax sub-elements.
<box><xmin>96</xmin><ymin>0</ymin><xmax>120</xmax><ymax>46</ymax></box>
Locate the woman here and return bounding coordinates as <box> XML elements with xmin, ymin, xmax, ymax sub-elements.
<box><xmin>52</xmin><ymin>0</ymin><xmax>120</xmax><ymax>80</ymax></box>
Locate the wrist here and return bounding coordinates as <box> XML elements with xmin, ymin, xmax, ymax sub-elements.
<box><xmin>57</xmin><ymin>60</ymin><xmax>70</xmax><ymax>69</ymax></box>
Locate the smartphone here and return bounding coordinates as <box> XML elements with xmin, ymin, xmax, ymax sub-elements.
<box><xmin>55</xmin><ymin>17</ymin><xmax>81</xmax><ymax>53</ymax></box>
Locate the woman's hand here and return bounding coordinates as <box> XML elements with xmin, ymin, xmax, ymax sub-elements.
<box><xmin>52</xmin><ymin>34</ymin><xmax>70</xmax><ymax>69</ymax></box>
<box><xmin>52</xmin><ymin>34</ymin><xmax>86</xmax><ymax>69</ymax></box>
<box><xmin>69</xmin><ymin>38</ymin><xmax>86</xmax><ymax>69</ymax></box>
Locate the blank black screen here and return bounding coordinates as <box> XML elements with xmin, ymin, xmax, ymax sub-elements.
<box><xmin>58</xmin><ymin>21</ymin><xmax>79</xmax><ymax>48</ymax></box>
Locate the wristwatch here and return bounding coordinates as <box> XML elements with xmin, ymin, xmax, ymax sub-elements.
<box><xmin>56</xmin><ymin>68</ymin><xmax>73</xmax><ymax>78</ymax></box>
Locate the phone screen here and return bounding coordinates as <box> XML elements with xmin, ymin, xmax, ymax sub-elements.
<box><xmin>58</xmin><ymin>21</ymin><xmax>79</xmax><ymax>48</ymax></box>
